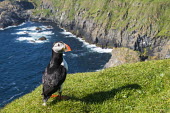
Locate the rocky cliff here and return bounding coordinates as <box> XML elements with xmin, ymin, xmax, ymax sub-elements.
<box><xmin>104</xmin><ymin>47</ymin><xmax>140</xmax><ymax>68</ymax></box>
<box><xmin>29</xmin><ymin>0</ymin><xmax>170</xmax><ymax>63</ymax></box>
<box><xmin>0</xmin><ymin>1</ymin><xmax>34</xmax><ymax>28</ymax></box>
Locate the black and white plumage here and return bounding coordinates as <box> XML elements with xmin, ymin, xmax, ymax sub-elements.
<box><xmin>42</xmin><ymin>41</ymin><xmax>71</xmax><ymax>106</ymax></box>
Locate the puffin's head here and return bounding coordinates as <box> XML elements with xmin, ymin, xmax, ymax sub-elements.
<box><xmin>52</xmin><ymin>41</ymin><xmax>72</xmax><ymax>53</ymax></box>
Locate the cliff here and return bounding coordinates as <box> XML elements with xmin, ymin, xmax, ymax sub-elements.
<box><xmin>0</xmin><ymin>1</ymin><xmax>34</xmax><ymax>28</ymax></box>
<box><xmin>29</xmin><ymin>0</ymin><xmax>170</xmax><ymax>63</ymax></box>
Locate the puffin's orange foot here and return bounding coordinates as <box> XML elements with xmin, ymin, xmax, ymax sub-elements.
<box><xmin>50</xmin><ymin>94</ymin><xmax>59</xmax><ymax>98</ymax></box>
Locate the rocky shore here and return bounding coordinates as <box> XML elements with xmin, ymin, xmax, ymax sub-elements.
<box><xmin>0</xmin><ymin>1</ymin><xmax>34</xmax><ymax>29</ymax></box>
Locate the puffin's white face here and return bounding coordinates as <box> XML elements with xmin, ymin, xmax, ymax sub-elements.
<box><xmin>52</xmin><ymin>42</ymin><xmax>72</xmax><ymax>53</ymax></box>
<box><xmin>52</xmin><ymin>42</ymin><xmax>65</xmax><ymax>53</ymax></box>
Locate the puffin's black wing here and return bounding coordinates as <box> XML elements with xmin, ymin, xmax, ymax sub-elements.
<box><xmin>42</xmin><ymin>65</ymin><xmax>67</xmax><ymax>97</ymax></box>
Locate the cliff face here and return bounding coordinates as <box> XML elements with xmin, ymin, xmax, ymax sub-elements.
<box><xmin>30</xmin><ymin>0</ymin><xmax>170</xmax><ymax>61</ymax></box>
<box><xmin>104</xmin><ymin>47</ymin><xmax>140</xmax><ymax>68</ymax></box>
<box><xmin>0</xmin><ymin>1</ymin><xmax>34</xmax><ymax>28</ymax></box>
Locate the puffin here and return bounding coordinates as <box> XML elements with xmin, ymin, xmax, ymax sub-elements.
<box><xmin>42</xmin><ymin>41</ymin><xmax>72</xmax><ymax>106</ymax></box>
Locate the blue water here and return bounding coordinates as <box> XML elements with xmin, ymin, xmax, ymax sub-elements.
<box><xmin>0</xmin><ymin>22</ymin><xmax>111</xmax><ymax>107</ymax></box>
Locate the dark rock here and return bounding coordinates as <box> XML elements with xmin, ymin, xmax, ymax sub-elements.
<box><xmin>38</xmin><ymin>36</ymin><xmax>47</xmax><ymax>40</ymax></box>
<box><xmin>30</xmin><ymin>40</ymin><xmax>36</xmax><ymax>43</ymax></box>
<box><xmin>36</xmin><ymin>27</ymin><xmax>42</xmax><ymax>30</ymax></box>
<box><xmin>46</xmin><ymin>25</ymin><xmax>53</xmax><ymax>29</ymax></box>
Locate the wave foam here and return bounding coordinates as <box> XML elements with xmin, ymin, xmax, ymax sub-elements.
<box><xmin>70</xmin><ymin>53</ymin><xmax>79</xmax><ymax>58</ymax></box>
<box><xmin>60</xmin><ymin>30</ymin><xmax>76</xmax><ymax>38</ymax></box>
<box><xmin>14</xmin><ymin>31</ymin><xmax>29</xmax><ymax>35</ymax></box>
<box><xmin>77</xmin><ymin>38</ymin><xmax>112</xmax><ymax>53</ymax></box>
<box><xmin>15</xmin><ymin>24</ymin><xmax>54</xmax><ymax>44</ymax></box>
<box><xmin>28</xmin><ymin>31</ymin><xmax>54</xmax><ymax>37</ymax></box>
<box><xmin>60</xmin><ymin>31</ymin><xmax>72</xmax><ymax>35</ymax></box>
<box><xmin>16</xmin><ymin>37</ymin><xmax>48</xmax><ymax>43</ymax></box>
<box><xmin>0</xmin><ymin>22</ymin><xmax>26</xmax><ymax>31</ymax></box>
<box><xmin>61</xmin><ymin>29</ymin><xmax>112</xmax><ymax>53</ymax></box>
<box><xmin>65</xmin><ymin>34</ymin><xmax>76</xmax><ymax>38</ymax></box>
<box><xmin>17</xmin><ymin>25</ymin><xmax>52</xmax><ymax>31</ymax></box>
<box><xmin>14</xmin><ymin>30</ymin><xmax>54</xmax><ymax>36</ymax></box>
<box><xmin>17</xmin><ymin>37</ymin><xmax>34</xmax><ymax>41</ymax></box>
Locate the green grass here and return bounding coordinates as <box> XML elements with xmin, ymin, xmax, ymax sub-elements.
<box><xmin>1</xmin><ymin>59</ymin><xmax>170</xmax><ymax>113</ymax></box>
<box><xmin>33</xmin><ymin>9</ymin><xmax>53</xmax><ymax>17</ymax></box>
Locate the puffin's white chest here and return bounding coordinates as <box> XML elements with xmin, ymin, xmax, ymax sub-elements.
<box><xmin>61</xmin><ymin>58</ymin><xmax>68</xmax><ymax>71</ymax></box>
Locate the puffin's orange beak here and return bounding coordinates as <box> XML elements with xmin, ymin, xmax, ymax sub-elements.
<box><xmin>65</xmin><ymin>44</ymin><xmax>72</xmax><ymax>52</ymax></box>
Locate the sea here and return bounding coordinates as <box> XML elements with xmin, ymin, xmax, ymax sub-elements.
<box><xmin>0</xmin><ymin>21</ymin><xmax>112</xmax><ymax>108</ymax></box>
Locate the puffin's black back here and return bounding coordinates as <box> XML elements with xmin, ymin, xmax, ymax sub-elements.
<box><xmin>42</xmin><ymin>51</ymin><xmax>67</xmax><ymax>99</ymax></box>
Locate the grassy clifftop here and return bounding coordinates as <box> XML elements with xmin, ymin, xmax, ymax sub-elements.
<box><xmin>1</xmin><ymin>59</ymin><xmax>170</xmax><ymax>112</ymax></box>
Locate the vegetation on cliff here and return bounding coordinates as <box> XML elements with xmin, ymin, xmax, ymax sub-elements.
<box><xmin>30</xmin><ymin>0</ymin><xmax>170</xmax><ymax>37</ymax></box>
<box><xmin>1</xmin><ymin>59</ymin><xmax>170</xmax><ymax>113</ymax></box>
<box><xmin>29</xmin><ymin>0</ymin><xmax>170</xmax><ymax>61</ymax></box>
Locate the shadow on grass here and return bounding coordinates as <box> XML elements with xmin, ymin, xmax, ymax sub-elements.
<box><xmin>81</xmin><ymin>84</ymin><xmax>141</xmax><ymax>103</ymax></box>
<box><xmin>50</xmin><ymin>84</ymin><xmax>141</xmax><ymax>105</ymax></box>
<box><xmin>50</xmin><ymin>98</ymin><xmax>62</xmax><ymax>106</ymax></box>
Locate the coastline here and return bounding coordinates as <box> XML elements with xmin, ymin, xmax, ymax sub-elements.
<box><xmin>1</xmin><ymin>20</ymin><xmax>112</xmax><ymax>53</ymax></box>
<box><xmin>0</xmin><ymin>22</ymin><xmax>26</xmax><ymax>30</ymax></box>
<box><xmin>60</xmin><ymin>28</ymin><xmax>112</xmax><ymax>53</ymax></box>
